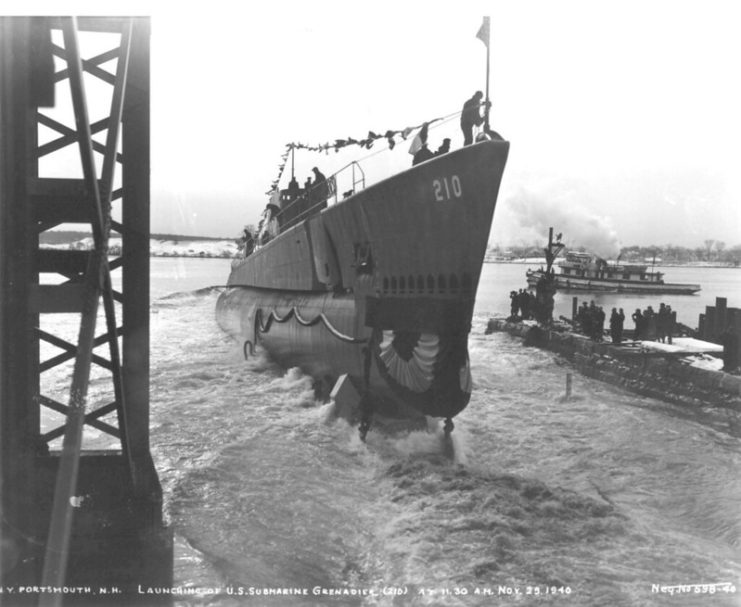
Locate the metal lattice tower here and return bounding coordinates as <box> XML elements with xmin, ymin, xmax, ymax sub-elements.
<box><xmin>1</xmin><ymin>16</ymin><xmax>171</xmax><ymax>603</ymax></box>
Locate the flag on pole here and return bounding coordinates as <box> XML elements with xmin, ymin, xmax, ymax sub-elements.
<box><xmin>476</xmin><ymin>16</ymin><xmax>490</xmax><ymax>48</ymax></box>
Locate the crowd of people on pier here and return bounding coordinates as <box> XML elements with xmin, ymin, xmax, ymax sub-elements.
<box><xmin>575</xmin><ymin>301</ymin><xmax>611</xmax><ymax>342</ymax></box>
<box><xmin>509</xmin><ymin>282</ymin><xmax>557</xmax><ymax>326</ymax></box>
<box><xmin>573</xmin><ymin>299</ymin><xmax>677</xmax><ymax>344</ymax></box>
<box><xmin>631</xmin><ymin>302</ymin><xmax>676</xmax><ymax>343</ymax></box>
<box><xmin>509</xmin><ymin>289</ymin><xmax>535</xmax><ymax>320</ymax></box>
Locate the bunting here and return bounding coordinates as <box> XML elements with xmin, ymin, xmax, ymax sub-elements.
<box><xmin>265</xmin><ymin>147</ymin><xmax>293</xmax><ymax>195</ymax></box>
<box><xmin>408</xmin><ymin>122</ymin><xmax>429</xmax><ymax>155</ymax></box>
<box><xmin>266</xmin><ymin>116</ymin><xmax>442</xmax><ymax>194</ymax></box>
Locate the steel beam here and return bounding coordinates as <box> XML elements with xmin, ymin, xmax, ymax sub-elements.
<box><xmin>2</xmin><ymin>16</ymin><xmax>169</xmax><ymax>601</ymax></box>
<box><xmin>0</xmin><ymin>17</ymin><xmax>40</xmax><ymax>586</ymax></box>
<box><xmin>40</xmin><ymin>17</ymin><xmax>116</xmax><ymax>592</ymax></box>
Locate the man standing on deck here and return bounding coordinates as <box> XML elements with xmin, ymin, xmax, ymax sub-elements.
<box><xmin>460</xmin><ymin>91</ymin><xmax>488</xmax><ymax>145</ymax></box>
<box><xmin>311</xmin><ymin>167</ymin><xmax>329</xmax><ymax>208</ymax></box>
<box><xmin>412</xmin><ymin>144</ymin><xmax>434</xmax><ymax>165</ymax></box>
<box><xmin>435</xmin><ymin>138</ymin><xmax>451</xmax><ymax>156</ymax></box>
<box><xmin>312</xmin><ymin>167</ymin><xmax>326</xmax><ymax>193</ymax></box>
<box><xmin>240</xmin><ymin>227</ymin><xmax>255</xmax><ymax>257</ymax></box>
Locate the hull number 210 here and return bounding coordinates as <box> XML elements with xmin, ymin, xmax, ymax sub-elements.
<box><xmin>432</xmin><ymin>175</ymin><xmax>463</xmax><ymax>201</ymax></box>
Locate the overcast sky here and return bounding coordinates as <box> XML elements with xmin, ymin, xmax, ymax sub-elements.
<box><xmin>8</xmin><ymin>1</ymin><xmax>741</xmax><ymax>249</ymax></box>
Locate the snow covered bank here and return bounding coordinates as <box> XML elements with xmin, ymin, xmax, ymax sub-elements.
<box><xmin>42</xmin><ymin>237</ymin><xmax>240</xmax><ymax>259</ymax></box>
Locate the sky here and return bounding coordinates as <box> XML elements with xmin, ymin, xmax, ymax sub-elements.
<box><xmin>6</xmin><ymin>1</ymin><xmax>741</xmax><ymax>250</ymax></box>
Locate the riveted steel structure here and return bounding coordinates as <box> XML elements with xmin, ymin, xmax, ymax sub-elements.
<box><xmin>0</xmin><ymin>16</ymin><xmax>171</xmax><ymax>604</ymax></box>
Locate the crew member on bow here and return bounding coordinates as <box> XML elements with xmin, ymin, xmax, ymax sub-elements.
<box><xmin>460</xmin><ymin>90</ymin><xmax>488</xmax><ymax>145</ymax></box>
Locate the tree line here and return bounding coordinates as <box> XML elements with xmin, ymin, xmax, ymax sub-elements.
<box><xmin>490</xmin><ymin>240</ymin><xmax>740</xmax><ymax>266</ymax></box>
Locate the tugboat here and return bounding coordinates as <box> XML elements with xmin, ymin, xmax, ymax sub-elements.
<box><xmin>216</xmin><ymin>136</ymin><xmax>509</xmax><ymax>438</ymax></box>
<box><xmin>526</xmin><ymin>250</ymin><xmax>701</xmax><ymax>295</ymax></box>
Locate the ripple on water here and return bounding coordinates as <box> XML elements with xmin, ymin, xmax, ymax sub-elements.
<box><xmin>144</xmin><ymin>287</ymin><xmax>741</xmax><ymax>607</ymax></box>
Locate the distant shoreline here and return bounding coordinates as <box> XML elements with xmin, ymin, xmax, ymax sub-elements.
<box><xmin>41</xmin><ymin>237</ymin><xmax>240</xmax><ymax>260</ymax></box>
<box><xmin>40</xmin><ymin>239</ymin><xmax>740</xmax><ymax>268</ymax></box>
<box><xmin>484</xmin><ymin>259</ymin><xmax>739</xmax><ymax>269</ymax></box>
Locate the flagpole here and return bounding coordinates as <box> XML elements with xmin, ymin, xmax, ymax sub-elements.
<box><xmin>482</xmin><ymin>16</ymin><xmax>491</xmax><ymax>131</ymax></box>
<box><xmin>484</xmin><ymin>38</ymin><xmax>490</xmax><ymax>130</ymax></box>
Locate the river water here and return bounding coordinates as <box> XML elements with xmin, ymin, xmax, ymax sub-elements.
<box><xmin>41</xmin><ymin>259</ymin><xmax>741</xmax><ymax>605</ymax></box>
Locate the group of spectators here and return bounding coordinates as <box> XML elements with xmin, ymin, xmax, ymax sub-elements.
<box><xmin>574</xmin><ymin>300</ymin><xmax>677</xmax><ymax>344</ymax></box>
<box><xmin>631</xmin><ymin>302</ymin><xmax>676</xmax><ymax>343</ymax></box>
<box><xmin>281</xmin><ymin>167</ymin><xmax>330</xmax><ymax>229</ymax></box>
<box><xmin>575</xmin><ymin>301</ymin><xmax>611</xmax><ymax>342</ymax></box>
<box><xmin>509</xmin><ymin>289</ymin><xmax>535</xmax><ymax>320</ymax></box>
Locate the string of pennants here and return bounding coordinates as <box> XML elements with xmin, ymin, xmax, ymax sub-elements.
<box><xmin>266</xmin><ymin>116</ymin><xmax>442</xmax><ymax>194</ymax></box>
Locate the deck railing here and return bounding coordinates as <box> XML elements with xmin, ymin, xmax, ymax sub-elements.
<box><xmin>260</xmin><ymin>160</ymin><xmax>367</xmax><ymax>241</ymax></box>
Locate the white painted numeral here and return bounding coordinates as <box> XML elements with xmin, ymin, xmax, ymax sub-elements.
<box><xmin>432</xmin><ymin>175</ymin><xmax>463</xmax><ymax>201</ymax></box>
<box><xmin>451</xmin><ymin>175</ymin><xmax>462</xmax><ymax>197</ymax></box>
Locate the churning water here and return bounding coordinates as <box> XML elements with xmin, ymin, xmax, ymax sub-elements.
<box><xmin>42</xmin><ymin>259</ymin><xmax>741</xmax><ymax>605</ymax></box>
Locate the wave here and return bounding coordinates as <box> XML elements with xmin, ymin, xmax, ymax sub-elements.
<box><xmin>143</xmin><ymin>277</ymin><xmax>741</xmax><ymax>603</ymax></box>
<box><xmin>157</xmin><ymin>285</ymin><xmax>225</xmax><ymax>300</ymax></box>
<box><xmin>153</xmin><ymin>286</ymin><xmax>225</xmax><ymax>308</ymax></box>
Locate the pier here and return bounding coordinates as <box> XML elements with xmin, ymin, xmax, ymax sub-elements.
<box><xmin>486</xmin><ymin>295</ymin><xmax>741</xmax><ymax>413</ymax></box>
<box><xmin>1</xmin><ymin>17</ymin><xmax>172</xmax><ymax>604</ymax></box>
<box><xmin>698</xmin><ymin>297</ymin><xmax>741</xmax><ymax>371</ymax></box>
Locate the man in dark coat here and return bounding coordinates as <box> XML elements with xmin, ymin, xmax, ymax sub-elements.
<box><xmin>412</xmin><ymin>144</ymin><xmax>434</xmax><ymax>165</ymax></box>
<box><xmin>435</xmin><ymin>138</ymin><xmax>451</xmax><ymax>156</ymax></box>
<box><xmin>644</xmin><ymin>306</ymin><xmax>656</xmax><ymax>340</ymax></box>
<box><xmin>594</xmin><ymin>306</ymin><xmax>606</xmax><ymax>341</ymax></box>
<box><xmin>460</xmin><ymin>91</ymin><xmax>486</xmax><ymax>145</ymax></box>
<box><xmin>609</xmin><ymin>308</ymin><xmax>620</xmax><ymax>344</ymax></box>
<box><xmin>509</xmin><ymin>290</ymin><xmax>519</xmax><ymax>319</ymax></box>
<box><xmin>518</xmin><ymin>289</ymin><xmax>531</xmax><ymax>320</ymax></box>
<box><xmin>586</xmin><ymin>301</ymin><xmax>597</xmax><ymax>339</ymax></box>
<box><xmin>576</xmin><ymin>302</ymin><xmax>589</xmax><ymax>335</ymax></box>
<box><xmin>632</xmin><ymin>308</ymin><xmax>643</xmax><ymax>340</ymax></box>
<box><xmin>610</xmin><ymin>308</ymin><xmax>625</xmax><ymax>344</ymax></box>
<box><xmin>656</xmin><ymin>303</ymin><xmax>669</xmax><ymax>343</ymax></box>
<box><xmin>312</xmin><ymin>167</ymin><xmax>327</xmax><ymax>192</ymax></box>
<box><xmin>310</xmin><ymin>167</ymin><xmax>329</xmax><ymax>209</ymax></box>
<box><xmin>617</xmin><ymin>308</ymin><xmax>625</xmax><ymax>343</ymax></box>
